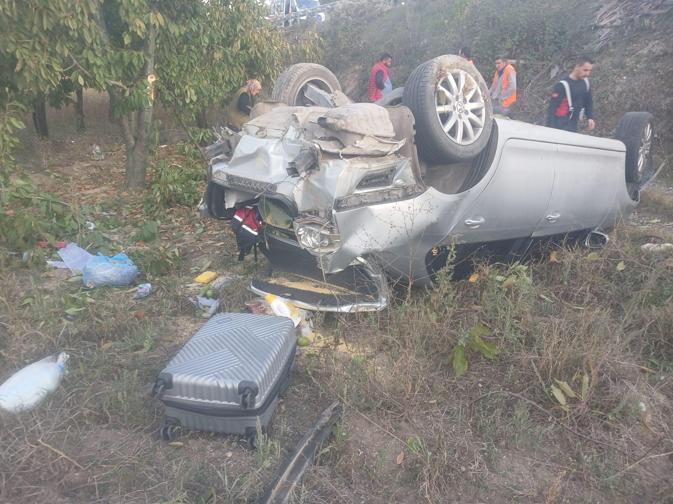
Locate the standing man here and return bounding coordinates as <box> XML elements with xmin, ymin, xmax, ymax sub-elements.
<box><xmin>368</xmin><ymin>53</ymin><xmax>393</xmax><ymax>102</ymax></box>
<box><xmin>458</xmin><ymin>46</ymin><xmax>474</xmax><ymax>65</ymax></box>
<box><xmin>490</xmin><ymin>56</ymin><xmax>517</xmax><ymax>115</ymax></box>
<box><xmin>547</xmin><ymin>56</ymin><xmax>595</xmax><ymax>132</ymax></box>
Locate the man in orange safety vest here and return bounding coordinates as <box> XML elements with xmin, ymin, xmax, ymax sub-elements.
<box><xmin>490</xmin><ymin>56</ymin><xmax>517</xmax><ymax>116</ymax></box>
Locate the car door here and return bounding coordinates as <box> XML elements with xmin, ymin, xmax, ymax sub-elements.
<box><xmin>533</xmin><ymin>143</ymin><xmax>624</xmax><ymax>237</ymax></box>
<box><xmin>453</xmin><ymin>138</ymin><xmax>555</xmax><ymax>244</ymax></box>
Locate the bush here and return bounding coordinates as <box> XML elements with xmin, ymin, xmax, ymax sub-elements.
<box><xmin>146</xmin><ymin>158</ymin><xmax>203</xmax><ymax>210</ymax></box>
<box><xmin>0</xmin><ymin>177</ymin><xmax>80</xmax><ymax>251</ymax></box>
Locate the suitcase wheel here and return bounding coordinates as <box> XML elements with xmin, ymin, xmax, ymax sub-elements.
<box><xmin>160</xmin><ymin>423</ymin><xmax>180</xmax><ymax>442</ymax></box>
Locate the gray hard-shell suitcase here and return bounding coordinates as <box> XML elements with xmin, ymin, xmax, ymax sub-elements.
<box><xmin>152</xmin><ymin>313</ymin><xmax>297</xmax><ymax>446</ymax></box>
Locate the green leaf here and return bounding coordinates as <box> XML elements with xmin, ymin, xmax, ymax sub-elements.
<box><xmin>553</xmin><ymin>379</ymin><xmax>577</xmax><ymax>399</ymax></box>
<box><xmin>616</xmin><ymin>261</ymin><xmax>626</xmax><ymax>272</ymax></box>
<box><xmin>467</xmin><ymin>323</ymin><xmax>499</xmax><ymax>359</ymax></box>
<box><xmin>19</xmin><ymin>297</ymin><xmax>34</xmax><ymax>307</ymax></box>
<box><xmin>450</xmin><ymin>345</ymin><xmax>468</xmax><ymax>378</ymax></box>
<box><xmin>550</xmin><ymin>384</ymin><xmax>567</xmax><ymax>406</ymax></box>
<box><xmin>77</xmin><ymin>74</ymin><xmax>84</xmax><ymax>86</ymax></box>
<box><xmin>587</xmin><ymin>252</ymin><xmax>601</xmax><ymax>261</ymax></box>
<box><xmin>581</xmin><ymin>373</ymin><xmax>589</xmax><ymax>401</ymax></box>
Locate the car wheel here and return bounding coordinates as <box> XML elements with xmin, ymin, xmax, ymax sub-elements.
<box><xmin>403</xmin><ymin>55</ymin><xmax>493</xmax><ymax>163</ymax></box>
<box><xmin>615</xmin><ymin>112</ymin><xmax>654</xmax><ymax>184</ymax></box>
<box><xmin>271</xmin><ymin>63</ymin><xmax>341</xmax><ymax>106</ymax></box>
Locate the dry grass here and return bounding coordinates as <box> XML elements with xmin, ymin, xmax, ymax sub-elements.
<box><xmin>1</xmin><ymin>98</ymin><xmax>672</xmax><ymax>502</ymax></box>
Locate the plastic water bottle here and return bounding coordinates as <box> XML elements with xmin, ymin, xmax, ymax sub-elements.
<box><xmin>0</xmin><ymin>353</ymin><xmax>69</xmax><ymax>413</ymax></box>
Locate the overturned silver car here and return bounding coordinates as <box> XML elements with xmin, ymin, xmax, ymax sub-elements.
<box><xmin>203</xmin><ymin>56</ymin><xmax>654</xmax><ymax>312</ymax></box>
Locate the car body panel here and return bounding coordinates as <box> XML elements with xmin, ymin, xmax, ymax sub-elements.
<box><xmin>205</xmin><ymin>105</ymin><xmax>637</xmax><ymax>311</ymax></box>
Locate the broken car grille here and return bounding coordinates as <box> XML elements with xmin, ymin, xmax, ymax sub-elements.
<box><xmin>225</xmin><ymin>174</ymin><xmax>277</xmax><ymax>194</ymax></box>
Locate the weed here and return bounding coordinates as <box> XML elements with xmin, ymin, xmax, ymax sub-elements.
<box><xmin>146</xmin><ymin>158</ymin><xmax>204</xmax><ymax>210</ymax></box>
<box><xmin>0</xmin><ymin>176</ymin><xmax>80</xmax><ymax>250</ymax></box>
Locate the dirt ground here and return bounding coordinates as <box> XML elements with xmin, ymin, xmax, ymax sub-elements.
<box><xmin>1</xmin><ymin>90</ymin><xmax>673</xmax><ymax>503</ymax></box>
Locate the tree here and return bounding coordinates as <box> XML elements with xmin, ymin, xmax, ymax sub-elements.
<box><xmin>1</xmin><ymin>0</ymin><xmax>313</xmax><ymax>189</ymax></box>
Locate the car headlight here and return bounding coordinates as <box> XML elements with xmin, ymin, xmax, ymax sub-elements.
<box><xmin>293</xmin><ymin>216</ymin><xmax>340</xmax><ymax>255</ymax></box>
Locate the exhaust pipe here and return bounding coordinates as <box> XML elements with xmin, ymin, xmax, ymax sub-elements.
<box><xmin>584</xmin><ymin>229</ymin><xmax>609</xmax><ymax>249</ymax></box>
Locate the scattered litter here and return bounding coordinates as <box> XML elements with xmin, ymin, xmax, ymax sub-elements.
<box><xmin>263</xmin><ymin>294</ymin><xmax>315</xmax><ymax>339</ymax></box>
<box><xmin>640</xmin><ymin>242</ymin><xmax>673</xmax><ymax>253</ymax></box>
<box><xmin>190</xmin><ymin>296</ymin><xmax>220</xmax><ymax>318</ymax></box>
<box><xmin>194</xmin><ymin>271</ymin><xmax>218</xmax><ymax>284</ymax></box>
<box><xmin>85</xmin><ymin>221</ymin><xmax>96</xmax><ymax>231</ymax></box>
<box><xmin>83</xmin><ymin>253</ymin><xmax>139</xmax><ymax>288</ymax></box>
<box><xmin>37</xmin><ymin>240</ymin><xmax>66</xmax><ymax>249</ymax></box>
<box><xmin>48</xmin><ymin>242</ymin><xmax>94</xmax><ymax>273</ymax></box>
<box><xmin>134</xmin><ymin>283</ymin><xmax>153</xmax><ymax>299</ymax></box>
<box><xmin>90</xmin><ymin>144</ymin><xmax>104</xmax><ymax>160</ymax></box>
<box><xmin>210</xmin><ymin>274</ymin><xmax>240</xmax><ymax>291</ymax></box>
<box><xmin>245</xmin><ymin>298</ymin><xmax>271</xmax><ymax>315</ymax></box>
<box><xmin>0</xmin><ymin>353</ymin><xmax>69</xmax><ymax>413</ymax></box>
<box><xmin>264</xmin><ymin>294</ymin><xmax>303</xmax><ymax>327</ymax></box>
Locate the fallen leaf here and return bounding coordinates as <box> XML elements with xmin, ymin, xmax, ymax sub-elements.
<box><xmin>549</xmin><ymin>251</ymin><xmax>560</xmax><ymax>263</ymax></box>
<box><xmin>100</xmin><ymin>341</ymin><xmax>113</xmax><ymax>350</ymax></box>
<box><xmin>468</xmin><ymin>273</ymin><xmax>479</xmax><ymax>283</ymax></box>
<box><xmin>586</xmin><ymin>252</ymin><xmax>601</xmax><ymax>261</ymax></box>
<box><xmin>616</xmin><ymin>261</ymin><xmax>626</xmax><ymax>272</ymax></box>
<box><xmin>554</xmin><ymin>379</ymin><xmax>577</xmax><ymax>399</ymax></box>
<box><xmin>168</xmin><ymin>442</ymin><xmax>184</xmax><ymax>448</ymax></box>
<box><xmin>133</xmin><ymin>310</ymin><xmax>145</xmax><ymax>319</ymax></box>
<box><xmin>550</xmin><ymin>384</ymin><xmax>567</xmax><ymax>406</ymax></box>
<box><xmin>396</xmin><ymin>450</ymin><xmax>405</xmax><ymax>465</ymax></box>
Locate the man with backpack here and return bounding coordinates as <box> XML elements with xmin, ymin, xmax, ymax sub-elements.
<box><xmin>547</xmin><ymin>56</ymin><xmax>596</xmax><ymax>132</ymax></box>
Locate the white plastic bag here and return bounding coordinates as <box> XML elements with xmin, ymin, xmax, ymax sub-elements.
<box><xmin>0</xmin><ymin>353</ymin><xmax>69</xmax><ymax>413</ymax></box>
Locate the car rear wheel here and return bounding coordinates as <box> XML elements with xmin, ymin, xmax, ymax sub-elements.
<box><xmin>271</xmin><ymin>63</ymin><xmax>341</xmax><ymax>106</ymax></box>
<box><xmin>615</xmin><ymin>111</ymin><xmax>654</xmax><ymax>184</ymax></box>
<box><xmin>403</xmin><ymin>55</ymin><xmax>493</xmax><ymax>163</ymax></box>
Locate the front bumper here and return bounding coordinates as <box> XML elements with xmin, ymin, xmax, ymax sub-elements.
<box><xmin>252</xmin><ymin>230</ymin><xmax>389</xmax><ymax>312</ymax></box>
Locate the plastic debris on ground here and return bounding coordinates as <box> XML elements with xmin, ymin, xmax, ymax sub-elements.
<box><xmin>83</xmin><ymin>253</ymin><xmax>139</xmax><ymax>288</ymax></box>
<box><xmin>134</xmin><ymin>283</ymin><xmax>153</xmax><ymax>299</ymax></box>
<box><xmin>47</xmin><ymin>242</ymin><xmax>94</xmax><ymax>272</ymax></box>
<box><xmin>641</xmin><ymin>242</ymin><xmax>673</xmax><ymax>253</ymax></box>
<box><xmin>0</xmin><ymin>353</ymin><xmax>69</xmax><ymax>413</ymax></box>
<box><xmin>189</xmin><ymin>296</ymin><xmax>220</xmax><ymax>318</ymax></box>
<box><xmin>194</xmin><ymin>271</ymin><xmax>218</xmax><ymax>284</ymax></box>
<box><xmin>252</xmin><ymin>294</ymin><xmax>315</xmax><ymax>341</ymax></box>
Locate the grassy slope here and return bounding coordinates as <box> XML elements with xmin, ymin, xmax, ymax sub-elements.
<box><xmin>1</xmin><ymin>32</ymin><xmax>673</xmax><ymax>503</ymax></box>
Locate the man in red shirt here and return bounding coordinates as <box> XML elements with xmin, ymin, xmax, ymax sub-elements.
<box><xmin>368</xmin><ymin>53</ymin><xmax>393</xmax><ymax>102</ymax></box>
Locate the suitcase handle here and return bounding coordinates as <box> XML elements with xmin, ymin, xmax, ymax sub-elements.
<box><xmin>238</xmin><ymin>381</ymin><xmax>259</xmax><ymax>410</ymax></box>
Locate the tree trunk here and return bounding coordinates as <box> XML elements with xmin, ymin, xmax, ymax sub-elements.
<box><xmin>118</xmin><ymin>22</ymin><xmax>157</xmax><ymax>190</ymax></box>
<box><xmin>32</xmin><ymin>93</ymin><xmax>49</xmax><ymax>137</ymax></box>
<box><xmin>75</xmin><ymin>87</ymin><xmax>85</xmax><ymax>132</ymax></box>
<box><xmin>125</xmin><ymin>141</ymin><xmax>149</xmax><ymax>188</ymax></box>
<box><xmin>195</xmin><ymin>109</ymin><xmax>208</xmax><ymax>129</ymax></box>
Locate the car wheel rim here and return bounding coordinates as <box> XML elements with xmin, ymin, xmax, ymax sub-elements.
<box><xmin>435</xmin><ymin>70</ymin><xmax>486</xmax><ymax>146</ymax></box>
<box><xmin>297</xmin><ymin>78</ymin><xmax>333</xmax><ymax>106</ymax></box>
<box><xmin>637</xmin><ymin>122</ymin><xmax>652</xmax><ymax>176</ymax></box>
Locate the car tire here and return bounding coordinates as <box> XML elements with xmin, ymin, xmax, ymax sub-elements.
<box><xmin>403</xmin><ymin>55</ymin><xmax>493</xmax><ymax>163</ymax></box>
<box><xmin>615</xmin><ymin>112</ymin><xmax>653</xmax><ymax>184</ymax></box>
<box><xmin>271</xmin><ymin>63</ymin><xmax>341</xmax><ymax>106</ymax></box>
